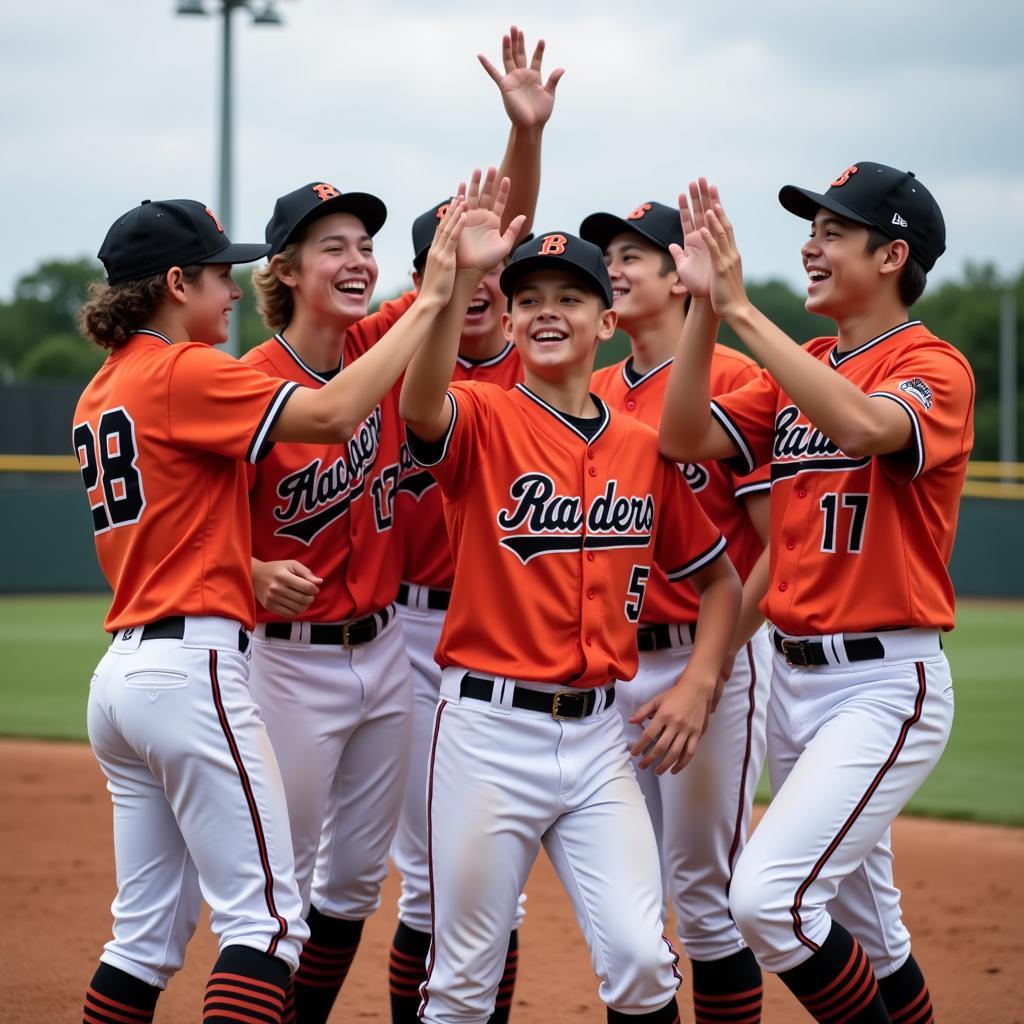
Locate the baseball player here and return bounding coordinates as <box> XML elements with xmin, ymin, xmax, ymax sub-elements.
<box><xmin>582</xmin><ymin>200</ymin><xmax>773</xmax><ymax>1024</ymax></box>
<box><xmin>74</xmin><ymin>197</ymin><xmax>464</xmax><ymax>1024</ymax></box>
<box><xmin>389</xmin><ymin>26</ymin><xmax>560</xmax><ymax>1023</ymax></box>
<box><xmin>659</xmin><ymin>170</ymin><xmax>973</xmax><ymax>1024</ymax></box>
<box><xmin>400</xmin><ymin>170</ymin><xmax>742</xmax><ymax>1024</ymax></box>
<box><xmin>243</xmin><ymin>179</ymin><xmax>419</xmax><ymax>1024</ymax></box>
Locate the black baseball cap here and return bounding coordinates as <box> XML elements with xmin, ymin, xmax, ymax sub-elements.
<box><xmin>412</xmin><ymin>197</ymin><xmax>454</xmax><ymax>269</ymax></box>
<box><xmin>779</xmin><ymin>162</ymin><xmax>946</xmax><ymax>271</ymax></box>
<box><xmin>499</xmin><ymin>232</ymin><xmax>613</xmax><ymax>308</ymax></box>
<box><xmin>266</xmin><ymin>181</ymin><xmax>387</xmax><ymax>258</ymax></box>
<box><xmin>579</xmin><ymin>201</ymin><xmax>684</xmax><ymax>254</ymax></box>
<box><xmin>98</xmin><ymin>199</ymin><xmax>270</xmax><ymax>285</ymax></box>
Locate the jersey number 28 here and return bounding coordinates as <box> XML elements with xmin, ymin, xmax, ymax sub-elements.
<box><xmin>73</xmin><ymin>407</ymin><xmax>146</xmax><ymax>534</ymax></box>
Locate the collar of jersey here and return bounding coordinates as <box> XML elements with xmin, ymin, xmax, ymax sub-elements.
<box><xmin>131</xmin><ymin>329</ymin><xmax>173</xmax><ymax>346</ymax></box>
<box><xmin>514</xmin><ymin>383</ymin><xmax>611</xmax><ymax>445</ymax></box>
<box><xmin>456</xmin><ymin>341</ymin><xmax>514</xmax><ymax>370</ymax></box>
<box><xmin>829</xmin><ymin>320</ymin><xmax>922</xmax><ymax>367</ymax></box>
<box><xmin>622</xmin><ymin>355</ymin><xmax>673</xmax><ymax>389</ymax></box>
<box><xmin>274</xmin><ymin>331</ymin><xmax>343</xmax><ymax>384</ymax></box>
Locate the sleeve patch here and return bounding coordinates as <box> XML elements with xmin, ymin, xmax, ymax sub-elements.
<box><xmin>898</xmin><ymin>378</ymin><xmax>933</xmax><ymax>411</ymax></box>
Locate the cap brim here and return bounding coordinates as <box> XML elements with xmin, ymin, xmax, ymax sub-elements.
<box><xmin>579</xmin><ymin>212</ymin><xmax>670</xmax><ymax>254</ymax></box>
<box><xmin>499</xmin><ymin>254</ymin><xmax>612</xmax><ymax>308</ymax></box>
<box><xmin>778</xmin><ymin>185</ymin><xmax>874</xmax><ymax>228</ymax></box>
<box><xmin>201</xmin><ymin>241</ymin><xmax>272</xmax><ymax>266</ymax></box>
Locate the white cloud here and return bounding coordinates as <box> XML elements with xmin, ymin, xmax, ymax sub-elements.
<box><xmin>1</xmin><ymin>0</ymin><xmax>1020</xmax><ymax>303</ymax></box>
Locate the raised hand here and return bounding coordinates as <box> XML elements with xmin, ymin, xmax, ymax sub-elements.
<box><xmin>419</xmin><ymin>192</ymin><xmax>467</xmax><ymax>306</ymax></box>
<box><xmin>478</xmin><ymin>25</ymin><xmax>564</xmax><ymax>129</ymax></box>
<box><xmin>456</xmin><ymin>167</ymin><xmax>526</xmax><ymax>273</ymax></box>
<box><xmin>700</xmin><ymin>189</ymin><xmax>751</xmax><ymax>320</ymax></box>
<box><xmin>669</xmin><ymin>178</ymin><xmax>717</xmax><ymax>299</ymax></box>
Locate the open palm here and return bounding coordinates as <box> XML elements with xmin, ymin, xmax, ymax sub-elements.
<box><xmin>479</xmin><ymin>25</ymin><xmax>564</xmax><ymax>129</ymax></box>
<box><xmin>456</xmin><ymin>169</ymin><xmax>525</xmax><ymax>273</ymax></box>
<box><xmin>670</xmin><ymin>179</ymin><xmax>717</xmax><ymax>298</ymax></box>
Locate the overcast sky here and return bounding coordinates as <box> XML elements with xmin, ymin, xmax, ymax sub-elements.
<box><xmin>3</xmin><ymin>0</ymin><xmax>1021</xmax><ymax>304</ymax></box>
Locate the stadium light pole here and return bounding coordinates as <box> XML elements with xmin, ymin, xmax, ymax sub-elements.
<box><xmin>175</xmin><ymin>1</ymin><xmax>287</xmax><ymax>355</ymax></box>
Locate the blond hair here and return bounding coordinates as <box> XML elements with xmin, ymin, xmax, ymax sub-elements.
<box><xmin>252</xmin><ymin>243</ymin><xmax>303</xmax><ymax>332</ymax></box>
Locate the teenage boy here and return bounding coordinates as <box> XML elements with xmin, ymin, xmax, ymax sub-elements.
<box><xmin>388</xmin><ymin>25</ymin><xmax>561</xmax><ymax>1022</ymax></box>
<box><xmin>400</xmin><ymin>169</ymin><xmax>741</xmax><ymax>1024</ymax></box>
<box><xmin>660</xmin><ymin>169</ymin><xmax>973</xmax><ymax>1024</ymax></box>
<box><xmin>582</xmin><ymin>200</ymin><xmax>772</xmax><ymax>1024</ymax></box>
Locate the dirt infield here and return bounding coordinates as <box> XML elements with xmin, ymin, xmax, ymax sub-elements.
<box><xmin>2</xmin><ymin>740</ymin><xmax>1021</xmax><ymax>1023</ymax></box>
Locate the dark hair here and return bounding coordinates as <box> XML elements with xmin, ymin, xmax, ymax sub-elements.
<box><xmin>864</xmin><ymin>228</ymin><xmax>928</xmax><ymax>307</ymax></box>
<box><xmin>77</xmin><ymin>265</ymin><xmax>204</xmax><ymax>349</ymax></box>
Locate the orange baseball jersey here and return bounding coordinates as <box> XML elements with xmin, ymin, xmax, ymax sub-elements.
<box><xmin>243</xmin><ymin>290</ymin><xmax>417</xmax><ymax>622</ymax></box>
<box><xmin>591</xmin><ymin>345</ymin><xmax>770</xmax><ymax>625</ymax></box>
<box><xmin>407</xmin><ymin>382</ymin><xmax>727</xmax><ymax>688</ymax></box>
<box><xmin>710</xmin><ymin>320</ymin><xmax>975</xmax><ymax>635</ymax></box>
<box><xmin>73</xmin><ymin>331</ymin><xmax>299</xmax><ymax>633</ymax></box>
<box><xmin>396</xmin><ymin>343</ymin><xmax>524</xmax><ymax>589</ymax></box>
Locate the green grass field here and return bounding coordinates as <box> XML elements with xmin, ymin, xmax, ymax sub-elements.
<box><xmin>1</xmin><ymin>595</ymin><xmax>1021</xmax><ymax>825</ymax></box>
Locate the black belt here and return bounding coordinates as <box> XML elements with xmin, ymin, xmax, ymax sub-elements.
<box><xmin>396</xmin><ymin>582</ymin><xmax>451</xmax><ymax>611</ymax></box>
<box><xmin>115</xmin><ymin>616</ymin><xmax>249</xmax><ymax>654</ymax></box>
<box><xmin>637</xmin><ymin>622</ymin><xmax>696</xmax><ymax>652</ymax></box>
<box><xmin>773</xmin><ymin>631</ymin><xmax>885</xmax><ymax>667</ymax></box>
<box><xmin>264</xmin><ymin>606</ymin><xmax>391</xmax><ymax>647</ymax></box>
<box><xmin>460</xmin><ymin>674</ymin><xmax>614</xmax><ymax>720</ymax></box>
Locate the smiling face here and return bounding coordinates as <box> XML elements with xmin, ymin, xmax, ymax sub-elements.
<box><xmin>182</xmin><ymin>264</ymin><xmax>241</xmax><ymax>343</ymax></box>
<box><xmin>603</xmin><ymin>231</ymin><xmax>686</xmax><ymax>329</ymax></box>
<box><xmin>460</xmin><ymin>265</ymin><xmax>506</xmax><ymax>343</ymax></box>
<box><xmin>283</xmin><ymin>211</ymin><xmax>379</xmax><ymax>326</ymax></box>
<box><xmin>802</xmin><ymin>209</ymin><xmax>896</xmax><ymax>318</ymax></box>
<box><xmin>501</xmin><ymin>269</ymin><xmax>617</xmax><ymax>380</ymax></box>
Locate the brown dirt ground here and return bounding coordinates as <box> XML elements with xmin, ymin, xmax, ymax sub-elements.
<box><xmin>2</xmin><ymin>740</ymin><xmax>1022</xmax><ymax>1023</ymax></box>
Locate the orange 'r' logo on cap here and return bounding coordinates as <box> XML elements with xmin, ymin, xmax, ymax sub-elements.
<box><xmin>627</xmin><ymin>204</ymin><xmax>652</xmax><ymax>220</ymax></box>
<box><xmin>204</xmin><ymin>207</ymin><xmax>224</xmax><ymax>232</ymax></box>
<box><xmin>539</xmin><ymin>234</ymin><xmax>567</xmax><ymax>255</ymax></box>
<box><xmin>312</xmin><ymin>183</ymin><xmax>341</xmax><ymax>201</ymax></box>
<box><xmin>831</xmin><ymin>166</ymin><xmax>858</xmax><ymax>188</ymax></box>
<box><xmin>435</xmin><ymin>203</ymin><xmax>450</xmax><ymax>221</ymax></box>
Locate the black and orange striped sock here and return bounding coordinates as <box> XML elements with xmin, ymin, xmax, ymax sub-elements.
<box><xmin>691</xmin><ymin>947</ymin><xmax>763</xmax><ymax>1023</ymax></box>
<box><xmin>292</xmin><ymin>906</ymin><xmax>364</xmax><ymax>1024</ymax></box>
<box><xmin>779</xmin><ymin>922</ymin><xmax>890</xmax><ymax>1022</ymax></box>
<box><xmin>204</xmin><ymin>945</ymin><xmax>288</xmax><ymax>1024</ymax></box>
<box><xmin>281</xmin><ymin>977</ymin><xmax>296</xmax><ymax>1024</ymax></box>
<box><xmin>878</xmin><ymin>954</ymin><xmax>934</xmax><ymax>1024</ymax></box>
<box><xmin>489</xmin><ymin>929</ymin><xmax>519</xmax><ymax>1024</ymax></box>
<box><xmin>83</xmin><ymin>963</ymin><xmax>159</xmax><ymax>1024</ymax></box>
<box><xmin>389</xmin><ymin>921</ymin><xmax>431</xmax><ymax>1023</ymax></box>
<box><xmin>608</xmin><ymin>997</ymin><xmax>681</xmax><ymax>1024</ymax></box>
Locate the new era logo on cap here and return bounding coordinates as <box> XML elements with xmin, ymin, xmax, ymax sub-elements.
<box><xmin>779</xmin><ymin>161</ymin><xmax>946</xmax><ymax>271</ymax></box>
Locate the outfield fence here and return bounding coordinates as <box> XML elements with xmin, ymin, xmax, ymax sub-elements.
<box><xmin>1</xmin><ymin>457</ymin><xmax>1021</xmax><ymax>597</ymax></box>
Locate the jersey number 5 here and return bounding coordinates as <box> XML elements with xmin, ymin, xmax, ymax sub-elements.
<box><xmin>819</xmin><ymin>492</ymin><xmax>869</xmax><ymax>554</ymax></box>
<box><xmin>73</xmin><ymin>408</ymin><xmax>146</xmax><ymax>534</ymax></box>
<box><xmin>625</xmin><ymin>565</ymin><xmax>651</xmax><ymax>623</ymax></box>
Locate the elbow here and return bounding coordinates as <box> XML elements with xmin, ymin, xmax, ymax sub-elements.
<box><xmin>833</xmin><ymin>418</ymin><xmax>887</xmax><ymax>459</ymax></box>
<box><xmin>324</xmin><ymin>411</ymin><xmax>356</xmax><ymax>444</ymax></box>
<box><xmin>658</xmin><ymin>425</ymin><xmax>695</xmax><ymax>463</ymax></box>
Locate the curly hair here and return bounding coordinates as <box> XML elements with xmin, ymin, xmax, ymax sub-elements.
<box><xmin>252</xmin><ymin>243</ymin><xmax>303</xmax><ymax>332</ymax></box>
<box><xmin>77</xmin><ymin>266</ymin><xmax>204</xmax><ymax>350</ymax></box>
